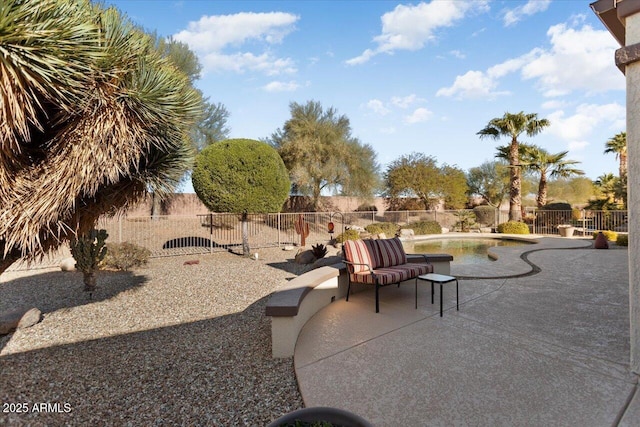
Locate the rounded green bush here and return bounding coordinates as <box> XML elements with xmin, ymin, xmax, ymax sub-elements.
<box><xmin>192</xmin><ymin>139</ymin><xmax>290</xmax><ymax>214</ymax></box>
<box><xmin>365</xmin><ymin>222</ymin><xmax>399</xmax><ymax>236</ymax></box>
<box><xmin>335</xmin><ymin>229</ymin><xmax>360</xmax><ymax>243</ymax></box>
<box><xmin>497</xmin><ymin>221</ymin><xmax>530</xmax><ymax>234</ymax></box>
<box><xmin>103</xmin><ymin>242</ymin><xmax>151</xmax><ymax>271</ymax></box>
<box><xmin>592</xmin><ymin>230</ymin><xmax>618</xmax><ymax>241</ymax></box>
<box><xmin>616</xmin><ymin>234</ymin><xmax>629</xmax><ymax>246</ymax></box>
<box><xmin>402</xmin><ymin>220</ymin><xmax>442</xmax><ymax>235</ymax></box>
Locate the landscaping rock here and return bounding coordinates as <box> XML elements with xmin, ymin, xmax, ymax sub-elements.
<box><xmin>60</xmin><ymin>257</ymin><xmax>76</xmax><ymax>272</ymax></box>
<box><xmin>18</xmin><ymin>308</ymin><xmax>42</xmax><ymax>329</ymax></box>
<box><xmin>294</xmin><ymin>250</ymin><xmax>316</xmax><ymax>265</ymax></box>
<box><xmin>400</xmin><ymin>229</ymin><xmax>415</xmax><ymax>238</ymax></box>
<box><xmin>0</xmin><ymin>308</ymin><xmax>42</xmax><ymax>335</ymax></box>
<box><xmin>594</xmin><ymin>232</ymin><xmax>609</xmax><ymax>249</ymax></box>
<box><xmin>283</xmin><ymin>245</ymin><xmax>295</xmax><ymax>251</ymax></box>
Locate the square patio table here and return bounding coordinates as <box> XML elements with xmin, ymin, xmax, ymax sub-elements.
<box><xmin>418</xmin><ymin>273</ymin><xmax>459</xmax><ymax>317</ymax></box>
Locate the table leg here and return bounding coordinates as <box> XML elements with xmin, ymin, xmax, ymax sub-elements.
<box><xmin>431</xmin><ymin>281</ymin><xmax>434</xmax><ymax>304</ymax></box>
<box><xmin>440</xmin><ymin>283</ymin><xmax>443</xmax><ymax>317</ymax></box>
<box><xmin>456</xmin><ymin>279</ymin><xmax>459</xmax><ymax>311</ymax></box>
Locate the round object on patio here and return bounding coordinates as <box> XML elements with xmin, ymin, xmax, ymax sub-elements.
<box><xmin>594</xmin><ymin>232</ymin><xmax>609</xmax><ymax>249</ymax></box>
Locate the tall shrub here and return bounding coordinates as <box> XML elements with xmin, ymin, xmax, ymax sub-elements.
<box><xmin>192</xmin><ymin>139</ymin><xmax>290</xmax><ymax>256</ymax></box>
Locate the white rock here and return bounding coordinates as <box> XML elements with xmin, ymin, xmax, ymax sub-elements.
<box><xmin>60</xmin><ymin>257</ymin><xmax>76</xmax><ymax>272</ymax></box>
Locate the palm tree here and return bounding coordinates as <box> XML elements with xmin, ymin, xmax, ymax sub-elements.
<box><xmin>0</xmin><ymin>0</ymin><xmax>201</xmax><ymax>275</ymax></box>
<box><xmin>604</xmin><ymin>132</ymin><xmax>627</xmax><ymax>181</ymax></box>
<box><xmin>594</xmin><ymin>173</ymin><xmax>619</xmax><ymax>207</ymax></box>
<box><xmin>477</xmin><ymin>112</ymin><xmax>550</xmax><ymax>221</ymax></box>
<box><xmin>520</xmin><ymin>146</ymin><xmax>584</xmax><ymax>207</ymax></box>
<box><xmin>604</xmin><ymin>131</ymin><xmax>627</xmax><ymax>207</ymax></box>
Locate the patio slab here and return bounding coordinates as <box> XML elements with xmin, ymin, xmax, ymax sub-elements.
<box><xmin>294</xmin><ymin>237</ymin><xmax>638</xmax><ymax>426</ymax></box>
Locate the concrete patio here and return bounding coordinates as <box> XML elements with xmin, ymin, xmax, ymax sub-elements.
<box><xmin>294</xmin><ymin>237</ymin><xmax>639</xmax><ymax>426</ymax></box>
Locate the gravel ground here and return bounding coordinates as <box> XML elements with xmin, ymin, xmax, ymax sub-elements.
<box><xmin>0</xmin><ymin>247</ymin><xmax>318</xmax><ymax>426</ymax></box>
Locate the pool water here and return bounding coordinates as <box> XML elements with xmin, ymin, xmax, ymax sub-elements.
<box><xmin>403</xmin><ymin>238</ymin><xmax>531</xmax><ymax>265</ymax></box>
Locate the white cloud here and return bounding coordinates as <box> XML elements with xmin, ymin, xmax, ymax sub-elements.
<box><xmin>263</xmin><ymin>80</ymin><xmax>300</xmax><ymax>92</ymax></box>
<box><xmin>541</xmin><ymin>100</ymin><xmax>567</xmax><ymax>110</ymax></box>
<box><xmin>346</xmin><ymin>1</ymin><xmax>489</xmax><ymax>65</ymax></box>
<box><xmin>404</xmin><ymin>107</ymin><xmax>433</xmax><ymax>124</ymax></box>
<box><xmin>436</xmin><ymin>70</ymin><xmax>508</xmax><ymax>99</ymax></box>
<box><xmin>380</xmin><ymin>126</ymin><xmax>397</xmax><ymax>134</ymax></box>
<box><xmin>568</xmin><ymin>140</ymin><xmax>589</xmax><ymax>151</ymax></box>
<box><xmin>365</xmin><ymin>99</ymin><xmax>391</xmax><ymax>115</ymax></box>
<box><xmin>450</xmin><ymin>50</ymin><xmax>466</xmax><ymax>59</ymax></box>
<box><xmin>437</xmin><ymin>22</ymin><xmax>623</xmax><ymax>100</ymax></box>
<box><xmin>547</xmin><ymin>103</ymin><xmax>625</xmax><ymax>141</ymax></box>
<box><xmin>174</xmin><ymin>12</ymin><xmax>299</xmax><ymax>74</ymax></box>
<box><xmin>503</xmin><ymin>0</ymin><xmax>551</xmax><ymax>27</ymax></box>
<box><xmin>391</xmin><ymin>94</ymin><xmax>423</xmax><ymax>108</ymax></box>
<box><xmin>522</xmin><ymin>23</ymin><xmax>624</xmax><ymax>96</ymax></box>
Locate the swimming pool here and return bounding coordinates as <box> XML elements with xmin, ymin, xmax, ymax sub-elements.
<box><xmin>403</xmin><ymin>238</ymin><xmax>532</xmax><ymax>265</ymax></box>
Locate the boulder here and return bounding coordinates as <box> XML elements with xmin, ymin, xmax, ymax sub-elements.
<box><xmin>294</xmin><ymin>249</ymin><xmax>316</xmax><ymax>265</ymax></box>
<box><xmin>282</xmin><ymin>245</ymin><xmax>295</xmax><ymax>251</ymax></box>
<box><xmin>400</xmin><ymin>229</ymin><xmax>415</xmax><ymax>238</ymax></box>
<box><xmin>17</xmin><ymin>308</ymin><xmax>42</xmax><ymax>329</ymax></box>
<box><xmin>0</xmin><ymin>308</ymin><xmax>42</xmax><ymax>335</ymax></box>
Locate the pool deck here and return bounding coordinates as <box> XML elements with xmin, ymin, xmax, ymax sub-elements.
<box><xmin>294</xmin><ymin>236</ymin><xmax>639</xmax><ymax>426</ymax></box>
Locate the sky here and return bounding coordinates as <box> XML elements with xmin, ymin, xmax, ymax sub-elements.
<box><xmin>106</xmin><ymin>0</ymin><xmax>626</xmax><ymax>192</ymax></box>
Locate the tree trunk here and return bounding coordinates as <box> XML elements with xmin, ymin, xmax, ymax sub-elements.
<box><xmin>150</xmin><ymin>191</ymin><xmax>161</xmax><ymax>221</ymax></box>
<box><xmin>83</xmin><ymin>270</ymin><xmax>97</xmax><ymax>292</ymax></box>
<box><xmin>508</xmin><ymin>140</ymin><xmax>522</xmax><ymax>222</ymax></box>
<box><xmin>241</xmin><ymin>212</ymin><xmax>250</xmax><ymax>257</ymax></box>
<box><xmin>537</xmin><ymin>173</ymin><xmax>548</xmax><ymax>207</ymax></box>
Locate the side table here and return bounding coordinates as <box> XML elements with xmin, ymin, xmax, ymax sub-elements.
<box><xmin>418</xmin><ymin>273</ymin><xmax>459</xmax><ymax>317</ymax></box>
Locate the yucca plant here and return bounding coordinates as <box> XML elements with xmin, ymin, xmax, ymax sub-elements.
<box><xmin>311</xmin><ymin>243</ymin><xmax>328</xmax><ymax>259</ymax></box>
<box><xmin>0</xmin><ymin>0</ymin><xmax>201</xmax><ymax>274</ymax></box>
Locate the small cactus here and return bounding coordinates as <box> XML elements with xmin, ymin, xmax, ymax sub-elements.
<box><xmin>294</xmin><ymin>214</ymin><xmax>310</xmax><ymax>246</ymax></box>
<box><xmin>70</xmin><ymin>229</ymin><xmax>108</xmax><ymax>296</ymax></box>
<box><xmin>311</xmin><ymin>243</ymin><xmax>327</xmax><ymax>259</ymax></box>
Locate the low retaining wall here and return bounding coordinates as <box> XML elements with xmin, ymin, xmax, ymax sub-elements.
<box><xmin>265</xmin><ymin>254</ymin><xmax>453</xmax><ymax>358</ymax></box>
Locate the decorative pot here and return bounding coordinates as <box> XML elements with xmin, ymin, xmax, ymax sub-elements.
<box><xmin>267</xmin><ymin>407</ymin><xmax>373</xmax><ymax>427</ymax></box>
<box><xmin>558</xmin><ymin>225</ymin><xmax>575</xmax><ymax>237</ymax></box>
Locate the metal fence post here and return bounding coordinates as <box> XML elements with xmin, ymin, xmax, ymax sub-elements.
<box><xmin>277</xmin><ymin>213</ymin><xmax>281</xmax><ymax>247</ymax></box>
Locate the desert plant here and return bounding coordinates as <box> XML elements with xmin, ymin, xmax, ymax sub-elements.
<box><xmin>473</xmin><ymin>206</ymin><xmax>497</xmax><ymax>226</ymax></box>
<box><xmin>192</xmin><ymin>139</ymin><xmax>290</xmax><ymax>256</ymax></box>
<box><xmin>592</xmin><ymin>230</ymin><xmax>618</xmax><ymax>241</ymax></box>
<box><xmin>311</xmin><ymin>243</ymin><xmax>328</xmax><ymax>259</ymax></box>
<box><xmin>366</xmin><ymin>222</ymin><xmax>399</xmax><ymax>236</ymax></box>
<box><xmin>453</xmin><ymin>210</ymin><xmax>476</xmax><ymax>232</ymax></box>
<box><xmin>103</xmin><ymin>242</ymin><xmax>151</xmax><ymax>271</ymax></box>
<box><xmin>497</xmin><ymin>221</ymin><xmax>530</xmax><ymax>234</ymax></box>
<box><xmin>70</xmin><ymin>229</ymin><xmax>108</xmax><ymax>294</ymax></box>
<box><xmin>295</xmin><ymin>214</ymin><xmax>310</xmax><ymax>247</ymax></box>
<box><xmin>402</xmin><ymin>220</ymin><xmax>442</xmax><ymax>235</ymax></box>
<box><xmin>355</xmin><ymin>203</ymin><xmax>378</xmax><ymax>212</ymax></box>
<box><xmin>616</xmin><ymin>234</ymin><xmax>629</xmax><ymax>246</ymax></box>
<box><xmin>335</xmin><ymin>229</ymin><xmax>360</xmax><ymax>243</ymax></box>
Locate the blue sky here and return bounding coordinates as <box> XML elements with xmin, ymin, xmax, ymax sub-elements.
<box><xmin>107</xmin><ymin>0</ymin><xmax>626</xmax><ymax>191</ymax></box>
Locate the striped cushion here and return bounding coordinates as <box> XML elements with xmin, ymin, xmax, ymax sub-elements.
<box><xmin>343</xmin><ymin>239</ymin><xmax>374</xmax><ymax>273</ymax></box>
<box><xmin>349</xmin><ymin>263</ymin><xmax>433</xmax><ymax>285</ymax></box>
<box><xmin>377</xmin><ymin>237</ymin><xmax>407</xmax><ymax>268</ymax></box>
<box><xmin>363</xmin><ymin>239</ymin><xmax>383</xmax><ymax>269</ymax></box>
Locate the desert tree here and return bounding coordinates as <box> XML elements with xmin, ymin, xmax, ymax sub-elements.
<box><xmin>270</xmin><ymin>100</ymin><xmax>379</xmax><ymax>210</ymax></box>
<box><xmin>192</xmin><ymin>139</ymin><xmax>290</xmax><ymax>256</ymax></box>
<box><xmin>466</xmin><ymin>160</ymin><xmax>510</xmax><ymax>207</ymax></box>
<box><xmin>384</xmin><ymin>153</ymin><xmax>468</xmax><ymax>210</ymax></box>
<box><xmin>477</xmin><ymin>111</ymin><xmax>550</xmax><ymax>221</ymax></box>
<box><xmin>0</xmin><ymin>0</ymin><xmax>201</xmax><ymax>274</ymax></box>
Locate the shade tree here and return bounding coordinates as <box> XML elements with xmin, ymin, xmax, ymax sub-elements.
<box><xmin>466</xmin><ymin>160</ymin><xmax>510</xmax><ymax>207</ymax></box>
<box><xmin>270</xmin><ymin>100</ymin><xmax>379</xmax><ymax>210</ymax></box>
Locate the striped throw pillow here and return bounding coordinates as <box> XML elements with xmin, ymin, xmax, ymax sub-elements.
<box><xmin>343</xmin><ymin>239</ymin><xmax>374</xmax><ymax>273</ymax></box>
<box><xmin>377</xmin><ymin>237</ymin><xmax>407</xmax><ymax>268</ymax></box>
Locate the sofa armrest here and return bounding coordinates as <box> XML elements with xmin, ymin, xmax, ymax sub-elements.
<box><xmin>342</xmin><ymin>259</ymin><xmax>373</xmax><ymax>274</ymax></box>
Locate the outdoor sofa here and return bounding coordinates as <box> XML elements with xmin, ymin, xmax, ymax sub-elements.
<box><xmin>342</xmin><ymin>237</ymin><xmax>433</xmax><ymax>313</ymax></box>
